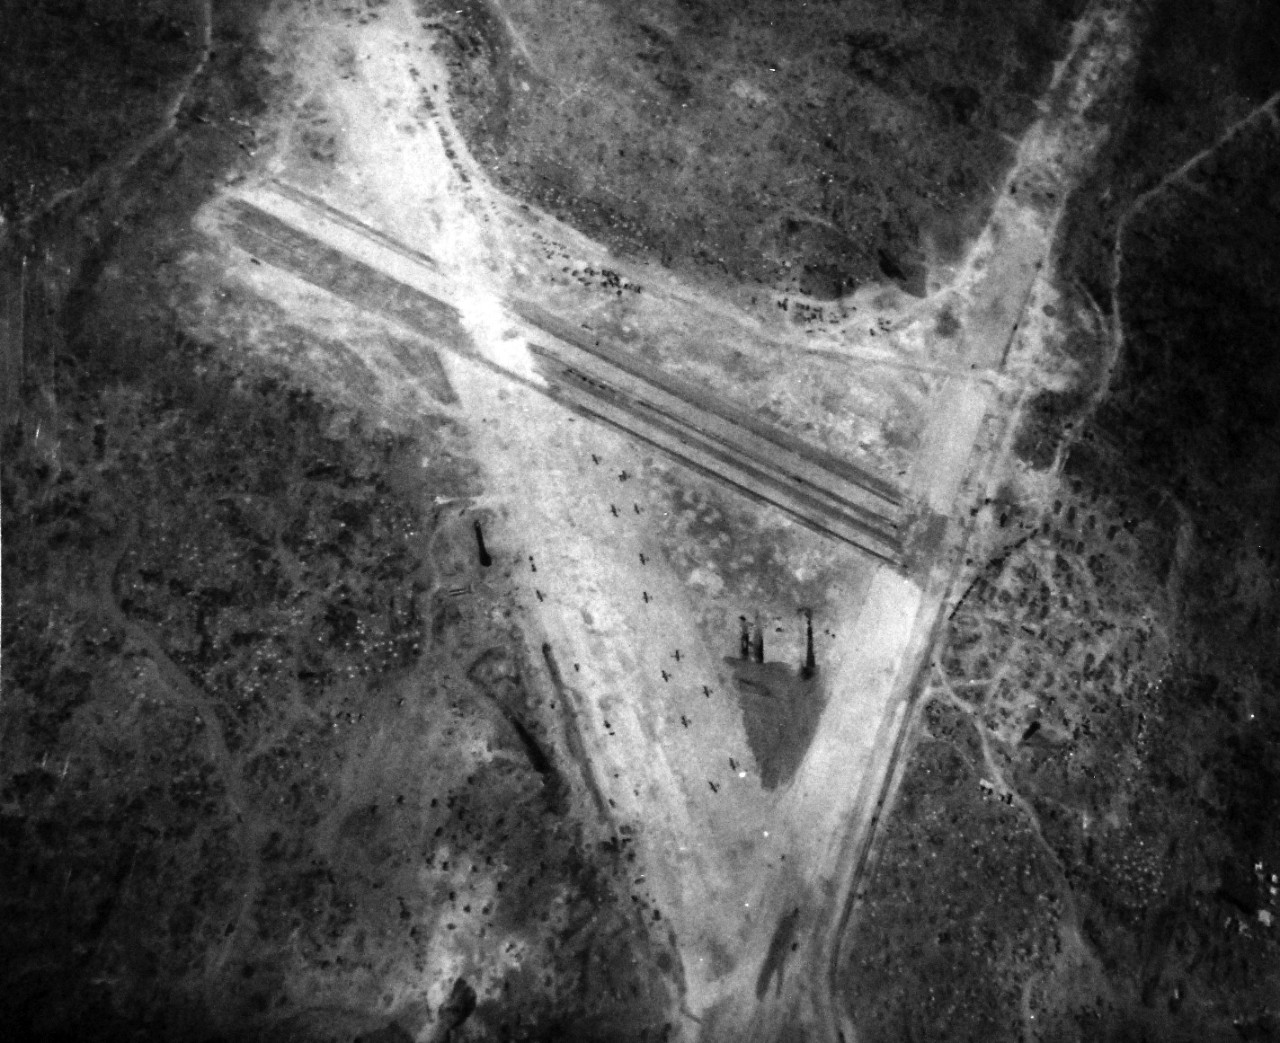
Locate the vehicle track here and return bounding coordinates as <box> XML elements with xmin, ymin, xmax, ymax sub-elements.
<box><xmin>193</xmin><ymin>3</ymin><xmax>1137</xmax><ymax>1031</ymax></box>
<box><xmin>215</xmin><ymin>188</ymin><xmax>907</xmax><ymax>567</ymax></box>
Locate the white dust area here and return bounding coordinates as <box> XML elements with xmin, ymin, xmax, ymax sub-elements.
<box><xmin>453</xmin><ymin>284</ymin><xmax>543</xmax><ymax>385</ymax></box>
<box><xmin>219</xmin><ymin>182</ymin><xmax>541</xmax><ymax>387</ymax></box>
<box><xmin>783</xmin><ymin>567</ymin><xmax>924</xmax><ymax>873</ymax></box>
<box><xmin>430</xmin><ymin>342</ymin><xmax>839</xmax><ymax>1016</ymax></box>
<box><xmin>414</xmin><ymin>851</ymin><xmax>528</xmax><ymax>1009</ymax></box>
<box><xmin>174</xmin><ymin>231</ymin><xmax>453</xmax><ymax>427</ymax></box>
<box><xmin>908</xmin><ymin>381</ymin><xmax>994</xmax><ymax>513</ymax></box>
<box><xmin>903</xmin><ymin>4</ymin><xmax>1136</xmax><ymax>511</ymax></box>
<box><xmin>708</xmin><ymin>8</ymin><xmax>1143</xmax><ymax>1034</ymax></box>
<box><xmin>259</xmin><ymin>0</ymin><xmax>544</xmax><ymax>388</ymax></box>
<box><xmin>806</xmin><ymin>4</ymin><xmax>1135</xmax><ymax>379</ymax></box>
<box><xmin>334</xmin><ymin>4</ymin><xmax>541</xmax><ymax>386</ymax></box>
<box><xmin>683</xmin><ymin>563</ymin><xmax>928</xmax><ymax>1031</ymax></box>
<box><xmin>190</xmin><ymin>0</ymin><xmax>1142</xmax><ymax>1033</ymax></box>
<box><xmin>948</xmin><ymin>3</ymin><xmax>1134</xmax><ymax>366</ymax></box>
<box><xmin>235</xmin><ymin>21</ymin><xmax>891</xmax><ymax>990</ymax></box>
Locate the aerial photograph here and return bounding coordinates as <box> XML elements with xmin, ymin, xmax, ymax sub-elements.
<box><xmin>1</xmin><ymin>0</ymin><xmax>1278</xmax><ymax>1040</ymax></box>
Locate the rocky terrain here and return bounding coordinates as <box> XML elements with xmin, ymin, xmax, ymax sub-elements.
<box><xmin>4</xmin><ymin>1</ymin><xmax>1280</xmax><ymax>1041</ymax></box>
<box><xmin>430</xmin><ymin>0</ymin><xmax>1085</xmax><ymax>298</ymax></box>
<box><xmin>839</xmin><ymin>3</ymin><xmax>1280</xmax><ymax>1037</ymax></box>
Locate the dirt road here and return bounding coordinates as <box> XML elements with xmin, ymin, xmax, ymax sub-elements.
<box><xmin>184</xmin><ymin>0</ymin><xmax>1137</xmax><ymax>1037</ymax></box>
<box><xmin>213</xmin><ymin>185</ymin><xmax>906</xmax><ymax>563</ymax></box>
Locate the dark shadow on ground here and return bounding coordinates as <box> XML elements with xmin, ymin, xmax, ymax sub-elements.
<box><xmin>727</xmin><ymin>657</ymin><xmax>825</xmax><ymax>791</ymax></box>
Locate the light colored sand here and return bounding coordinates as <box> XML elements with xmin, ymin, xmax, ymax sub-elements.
<box><xmin>179</xmin><ymin>0</ymin><xmax>1141</xmax><ymax>1037</ymax></box>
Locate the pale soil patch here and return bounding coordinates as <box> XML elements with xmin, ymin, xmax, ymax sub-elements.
<box><xmin>166</xmin><ymin>0</ymin><xmax>1142</xmax><ymax>1036</ymax></box>
<box><xmin>785</xmin><ymin>568</ymin><xmax>925</xmax><ymax>876</ymax></box>
<box><xmin>250</xmin><ymin>0</ymin><xmax>957</xmax><ymax>477</ymax></box>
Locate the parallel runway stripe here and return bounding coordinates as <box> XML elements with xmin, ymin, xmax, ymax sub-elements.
<box><xmin>220</xmin><ymin>191</ymin><xmax>909</xmax><ymax>566</ymax></box>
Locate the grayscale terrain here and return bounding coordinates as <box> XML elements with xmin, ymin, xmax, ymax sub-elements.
<box><xmin>2</xmin><ymin>1</ymin><xmax>1278</xmax><ymax>1040</ymax></box>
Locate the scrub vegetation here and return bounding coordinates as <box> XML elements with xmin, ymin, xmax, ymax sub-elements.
<box><xmin>1</xmin><ymin>3</ymin><xmax>673</xmax><ymax>1041</ymax></box>
<box><xmin>6</xmin><ymin>0</ymin><xmax>1280</xmax><ymax>1040</ymax></box>
<box><xmin>426</xmin><ymin>0</ymin><xmax>1086</xmax><ymax>298</ymax></box>
<box><xmin>839</xmin><ymin>5</ymin><xmax>1280</xmax><ymax>1035</ymax></box>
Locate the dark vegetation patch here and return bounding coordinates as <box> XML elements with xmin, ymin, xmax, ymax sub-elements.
<box><xmin>1014</xmin><ymin>320</ymin><xmax>1109</xmax><ymax>470</ymax></box>
<box><xmin>2</xmin><ymin>324</ymin><xmax>674</xmax><ymax>1043</ymax></box>
<box><xmin>0</xmin><ymin>0</ymin><xmax>203</xmax><ymax>220</ymax></box>
<box><xmin>1094</xmin><ymin>122</ymin><xmax>1280</xmax><ymax>550</ymax></box>
<box><xmin>842</xmin><ymin>18</ymin><xmax>1280</xmax><ymax>1037</ymax></box>
<box><xmin>468</xmin><ymin>645</ymin><xmax>569</xmax><ymax>813</ymax></box>
<box><xmin>4</xmin><ymin>338</ymin><xmax>422</xmax><ymax>1036</ymax></box>
<box><xmin>841</xmin><ymin>705</ymin><xmax>1065</xmax><ymax>1043</ymax></box>
<box><xmin>1057</xmin><ymin>0</ymin><xmax>1280</xmax><ymax>308</ymax></box>
<box><xmin>845</xmin><ymin>433</ymin><xmax>1280</xmax><ymax>1040</ymax></box>
<box><xmin>1014</xmin><ymin>386</ymin><xmax>1089</xmax><ymax>469</ymax></box>
<box><xmin>2</xmin><ymin>316</ymin><xmax>672</xmax><ymax>1028</ymax></box>
<box><xmin>1</xmin><ymin>3</ymin><xmax>674</xmax><ymax>1040</ymax></box>
<box><xmin>934</xmin><ymin>305</ymin><xmax>961</xmax><ymax>338</ymax></box>
<box><xmin>425</xmin><ymin>0</ymin><xmax>1085</xmax><ymax>297</ymax></box>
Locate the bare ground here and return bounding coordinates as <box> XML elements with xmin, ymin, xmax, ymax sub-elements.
<box><xmin>163</xmin><ymin>1</ymin><xmax>1140</xmax><ymax>1037</ymax></box>
<box><xmin>2</xmin><ymin>0</ymin><xmax>1145</xmax><ymax>1039</ymax></box>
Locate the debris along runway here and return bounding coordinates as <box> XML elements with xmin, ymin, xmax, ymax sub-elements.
<box><xmin>217</xmin><ymin>181</ymin><xmax>908</xmax><ymax>566</ymax></box>
<box><xmin>170</xmin><ymin>0</ymin><xmax>1140</xmax><ymax>1035</ymax></box>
